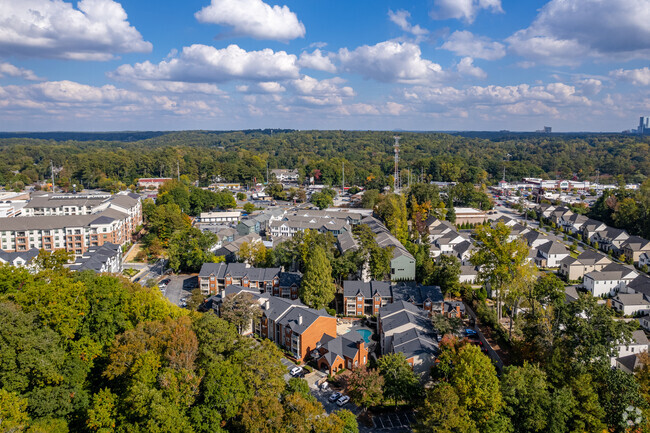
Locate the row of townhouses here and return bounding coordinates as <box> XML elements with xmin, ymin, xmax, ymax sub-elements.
<box><xmin>537</xmin><ymin>203</ymin><xmax>650</xmax><ymax>265</ymax></box>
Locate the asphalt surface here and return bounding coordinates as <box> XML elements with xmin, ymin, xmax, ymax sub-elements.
<box><xmin>162</xmin><ymin>274</ymin><xmax>197</xmax><ymax>307</ymax></box>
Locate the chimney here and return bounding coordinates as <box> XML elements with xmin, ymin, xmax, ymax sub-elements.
<box><xmin>456</xmin><ymin>305</ymin><xmax>461</xmax><ymax>316</ymax></box>
<box><xmin>264</xmin><ymin>299</ymin><xmax>270</xmax><ymax>310</ymax></box>
<box><xmin>298</xmin><ymin>315</ymin><xmax>303</xmax><ymax>326</ymax></box>
<box><xmin>220</xmin><ymin>289</ymin><xmax>225</xmax><ymax>299</ymax></box>
<box><xmin>357</xmin><ymin>339</ymin><xmax>364</xmax><ymax>351</ymax></box>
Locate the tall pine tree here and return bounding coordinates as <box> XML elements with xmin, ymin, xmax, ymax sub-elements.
<box><xmin>299</xmin><ymin>245</ymin><xmax>335</xmax><ymax>309</ymax></box>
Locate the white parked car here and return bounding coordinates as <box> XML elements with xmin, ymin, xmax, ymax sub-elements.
<box><xmin>328</xmin><ymin>392</ymin><xmax>341</xmax><ymax>402</ymax></box>
<box><xmin>290</xmin><ymin>366</ymin><xmax>303</xmax><ymax>377</ymax></box>
<box><xmin>336</xmin><ymin>395</ymin><xmax>350</xmax><ymax>407</ymax></box>
<box><xmin>320</xmin><ymin>382</ymin><xmax>330</xmax><ymax>391</ymax></box>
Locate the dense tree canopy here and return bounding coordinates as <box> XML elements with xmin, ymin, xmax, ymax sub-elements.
<box><xmin>0</xmin><ymin>265</ymin><xmax>353</xmax><ymax>433</ymax></box>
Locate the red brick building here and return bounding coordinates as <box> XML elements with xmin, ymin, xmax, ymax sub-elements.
<box><xmin>316</xmin><ymin>334</ymin><xmax>368</xmax><ymax>374</ymax></box>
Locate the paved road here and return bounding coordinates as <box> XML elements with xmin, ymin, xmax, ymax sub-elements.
<box><xmin>162</xmin><ymin>274</ymin><xmax>197</xmax><ymax>307</ymax></box>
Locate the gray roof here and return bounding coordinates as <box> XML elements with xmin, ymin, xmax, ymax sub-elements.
<box><xmin>279</xmin><ymin>272</ymin><xmax>302</xmax><ymax>288</ymax></box>
<box><xmin>460</xmin><ymin>265</ymin><xmax>478</xmax><ymax>276</ymax></box>
<box><xmin>585</xmin><ymin>263</ymin><xmax>637</xmax><ymax>281</ymax></box>
<box><xmin>599</xmin><ymin>226</ymin><xmax>629</xmax><ymax>240</ymax></box>
<box><xmin>613</xmin><ymin>293</ymin><xmax>650</xmax><ymax>306</ymax></box>
<box><xmin>632</xmin><ymin>329</ymin><xmax>650</xmax><ymax>346</ymax></box>
<box><xmin>337</xmin><ymin>230</ymin><xmax>358</xmax><ymax>253</ymax></box>
<box><xmin>623</xmin><ymin>236</ymin><xmax>650</xmax><ymax>251</ymax></box>
<box><xmin>627</xmin><ymin>275</ymin><xmax>650</xmax><ymax>298</ymax></box>
<box><xmin>381</xmin><ymin>310</ymin><xmax>431</xmax><ymax>334</ymax></box>
<box><xmin>69</xmin><ymin>243</ymin><xmax>121</xmax><ymax>272</ymax></box>
<box><xmin>320</xmin><ymin>334</ymin><xmax>364</xmax><ymax>363</ymax></box>
<box><xmin>0</xmin><ymin>209</ymin><xmax>126</xmax><ymax>231</ymax></box>
<box><xmin>277</xmin><ymin>304</ymin><xmax>330</xmax><ymax>334</ymax></box>
<box><xmin>379</xmin><ymin>299</ymin><xmax>423</xmax><ymax>317</ymax></box>
<box><xmin>108</xmin><ymin>194</ymin><xmax>140</xmax><ymax>208</ymax></box>
<box><xmin>453</xmin><ymin>240</ymin><xmax>474</xmax><ymax>256</ymax></box>
<box><xmin>390</xmin><ymin>328</ymin><xmax>437</xmax><ymax>359</ymax></box>
<box><xmin>24</xmin><ymin>193</ymin><xmax>110</xmax><ymax>209</ymax></box>
<box><xmin>0</xmin><ymin>248</ymin><xmax>39</xmax><ymax>264</ymax></box>
<box><xmin>575</xmin><ymin>249</ymin><xmax>611</xmax><ymax>265</ymax></box>
<box><xmin>523</xmin><ymin>230</ymin><xmax>550</xmax><ymax>245</ymax></box>
<box><xmin>616</xmin><ymin>354</ymin><xmax>640</xmax><ymax>372</ymax></box>
<box><xmin>391</xmin><ymin>282</ymin><xmax>443</xmax><ymax>305</ymax></box>
<box><xmin>198</xmin><ymin>262</ymin><xmax>281</xmax><ymax>281</ymax></box>
<box><xmin>344</xmin><ymin>280</ymin><xmax>392</xmax><ymax>298</ymax></box>
<box><xmin>565</xmin><ymin>286</ymin><xmax>580</xmax><ymax>303</ymax></box>
<box><xmin>583</xmin><ymin>219</ymin><xmax>607</xmax><ymax>231</ymax></box>
<box><xmin>538</xmin><ymin>240</ymin><xmax>569</xmax><ymax>255</ymax></box>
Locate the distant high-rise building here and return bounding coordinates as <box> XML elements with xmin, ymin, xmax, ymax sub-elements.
<box><xmin>639</xmin><ymin>117</ymin><xmax>650</xmax><ymax>134</ymax></box>
<box><xmin>543</xmin><ymin>126</ymin><xmax>552</xmax><ymax>133</ymax></box>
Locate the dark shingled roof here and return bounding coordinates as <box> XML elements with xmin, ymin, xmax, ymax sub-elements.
<box><xmin>320</xmin><ymin>334</ymin><xmax>364</xmax><ymax>365</ymax></box>
<box><xmin>390</xmin><ymin>328</ymin><xmax>437</xmax><ymax>359</ymax></box>
<box><xmin>343</xmin><ymin>280</ymin><xmax>392</xmax><ymax>298</ymax></box>
<box><xmin>0</xmin><ymin>248</ymin><xmax>40</xmax><ymax>264</ymax></box>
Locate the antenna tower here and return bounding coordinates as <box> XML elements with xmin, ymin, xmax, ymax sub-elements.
<box><xmin>393</xmin><ymin>136</ymin><xmax>401</xmax><ymax>191</ymax></box>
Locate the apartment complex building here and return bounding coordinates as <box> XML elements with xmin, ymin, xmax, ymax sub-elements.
<box><xmin>198</xmin><ymin>262</ymin><xmax>302</xmax><ymax>298</ymax></box>
<box><xmin>206</xmin><ymin>286</ymin><xmax>336</xmax><ymax>361</ymax></box>
<box><xmin>0</xmin><ymin>192</ymin><xmax>142</xmax><ymax>256</ymax></box>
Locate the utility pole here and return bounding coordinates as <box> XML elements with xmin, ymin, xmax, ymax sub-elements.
<box><xmin>342</xmin><ymin>161</ymin><xmax>345</xmax><ymax>191</ymax></box>
<box><xmin>503</xmin><ymin>153</ymin><xmax>511</xmax><ymax>182</ymax></box>
<box><xmin>266</xmin><ymin>162</ymin><xmax>269</xmax><ymax>184</ymax></box>
<box><xmin>50</xmin><ymin>160</ymin><xmax>55</xmax><ymax>193</ymax></box>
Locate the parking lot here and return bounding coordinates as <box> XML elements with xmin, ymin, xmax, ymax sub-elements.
<box><xmin>367</xmin><ymin>411</ymin><xmax>416</xmax><ymax>432</ymax></box>
<box><xmin>162</xmin><ymin>274</ymin><xmax>197</xmax><ymax>307</ymax></box>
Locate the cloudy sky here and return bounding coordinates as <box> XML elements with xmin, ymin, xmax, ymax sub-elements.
<box><xmin>0</xmin><ymin>0</ymin><xmax>649</xmax><ymax>132</ymax></box>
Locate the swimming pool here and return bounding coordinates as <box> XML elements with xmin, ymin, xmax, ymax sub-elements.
<box><xmin>355</xmin><ymin>329</ymin><xmax>372</xmax><ymax>344</ymax></box>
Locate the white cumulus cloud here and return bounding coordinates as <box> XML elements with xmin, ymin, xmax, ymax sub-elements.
<box><xmin>430</xmin><ymin>0</ymin><xmax>503</xmax><ymax>24</ymax></box>
<box><xmin>292</xmin><ymin>75</ymin><xmax>354</xmax><ymax>106</ymax></box>
<box><xmin>388</xmin><ymin>10</ymin><xmax>428</xmax><ymax>36</ymax></box>
<box><xmin>195</xmin><ymin>0</ymin><xmax>305</xmax><ymax>42</ymax></box>
<box><xmin>110</xmin><ymin>44</ymin><xmax>300</xmax><ymax>84</ymax></box>
<box><xmin>440</xmin><ymin>30</ymin><xmax>506</xmax><ymax>61</ymax></box>
<box><xmin>456</xmin><ymin>57</ymin><xmax>486</xmax><ymax>79</ymax></box>
<box><xmin>610</xmin><ymin>67</ymin><xmax>650</xmax><ymax>86</ymax></box>
<box><xmin>507</xmin><ymin>0</ymin><xmax>650</xmax><ymax>66</ymax></box>
<box><xmin>0</xmin><ymin>0</ymin><xmax>152</xmax><ymax>61</ymax></box>
<box><xmin>338</xmin><ymin>41</ymin><xmax>445</xmax><ymax>84</ymax></box>
<box><xmin>403</xmin><ymin>82</ymin><xmax>591</xmax><ymax>117</ymax></box>
<box><xmin>298</xmin><ymin>49</ymin><xmax>337</xmax><ymax>73</ymax></box>
<box><xmin>0</xmin><ymin>62</ymin><xmax>42</xmax><ymax>81</ymax></box>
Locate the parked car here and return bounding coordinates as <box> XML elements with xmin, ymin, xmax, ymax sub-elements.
<box><xmin>290</xmin><ymin>366</ymin><xmax>303</xmax><ymax>377</ymax></box>
<box><xmin>328</xmin><ymin>392</ymin><xmax>341</xmax><ymax>402</ymax></box>
<box><xmin>465</xmin><ymin>329</ymin><xmax>478</xmax><ymax>337</ymax></box>
<box><xmin>320</xmin><ymin>382</ymin><xmax>330</xmax><ymax>391</ymax></box>
<box><xmin>336</xmin><ymin>395</ymin><xmax>350</xmax><ymax>407</ymax></box>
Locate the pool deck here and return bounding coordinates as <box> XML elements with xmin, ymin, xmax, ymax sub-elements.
<box><xmin>337</xmin><ymin>320</ymin><xmax>375</xmax><ymax>348</ymax></box>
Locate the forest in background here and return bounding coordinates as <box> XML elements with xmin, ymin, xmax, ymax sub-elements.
<box><xmin>0</xmin><ymin>130</ymin><xmax>648</xmax><ymax>192</ymax></box>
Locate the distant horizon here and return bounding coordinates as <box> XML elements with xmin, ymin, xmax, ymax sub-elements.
<box><xmin>0</xmin><ymin>128</ymin><xmax>640</xmax><ymax>134</ymax></box>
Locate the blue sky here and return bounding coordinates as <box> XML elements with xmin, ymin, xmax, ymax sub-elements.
<box><xmin>0</xmin><ymin>0</ymin><xmax>649</xmax><ymax>132</ymax></box>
